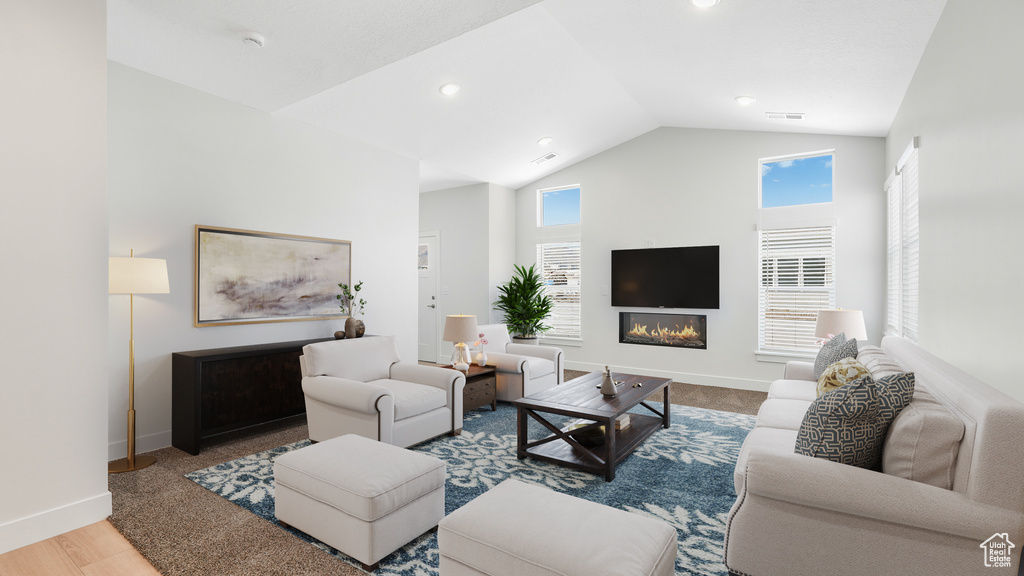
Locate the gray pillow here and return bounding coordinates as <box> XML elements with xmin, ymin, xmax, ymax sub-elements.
<box><xmin>795</xmin><ymin>372</ymin><xmax>915</xmax><ymax>470</ymax></box>
<box><xmin>813</xmin><ymin>333</ymin><xmax>859</xmax><ymax>380</ymax></box>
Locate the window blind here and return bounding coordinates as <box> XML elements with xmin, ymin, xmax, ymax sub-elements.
<box><xmin>885</xmin><ymin>139</ymin><xmax>919</xmax><ymax>342</ymax></box>
<box><xmin>536</xmin><ymin>242</ymin><xmax>581</xmax><ymax>339</ymax></box>
<box><xmin>758</xmin><ymin>227</ymin><xmax>836</xmax><ymax>354</ymax></box>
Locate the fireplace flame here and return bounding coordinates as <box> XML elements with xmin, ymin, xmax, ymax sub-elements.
<box><xmin>628</xmin><ymin>322</ymin><xmax>701</xmax><ymax>343</ymax></box>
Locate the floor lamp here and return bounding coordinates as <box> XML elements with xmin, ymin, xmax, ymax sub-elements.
<box><xmin>109</xmin><ymin>250</ymin><xmax>169</xmax><ymax>473</ymax></box>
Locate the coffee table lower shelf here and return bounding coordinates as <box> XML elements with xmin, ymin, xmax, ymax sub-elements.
<box><xmin>518</xmin><ymin>412</ymin><xmax>664</xmax><ymax>481</ymax></box>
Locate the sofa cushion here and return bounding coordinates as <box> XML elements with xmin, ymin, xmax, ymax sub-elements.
<box><xmin>813</xmin><ymin>333</ymin><xmax>859</xmax><ymax>380</ymax></box>
<box><xmin>755</xmin><ymin>398</ymin><xmax>813</xmax><ymax>430</ymax></box>
<box><xmin>794</xmin><ymin>372</ymin><xmax>915</xmax><ymax>469</ymax></box>
<box><xmin>882</xmin><ymin>389</ymin><xmax>965</xmax><ymax>490</ymax></box>
<box><xmin>817</xmin><ymin>357</ymin><xmax>871</xmax><ymax>397</ymax></box>
<box><xmin>857</xmin><ymin>344</ymin><xmax>905</xmax><ymax>379</ymax></box>
<box><xmin>767</xmin><ymin>379</ymin><xmax>818</xmax><ymax>402</ymax></box>
<box><xmin>375</xmin><ymin>379</ymin><xmax>447</xmax><ymax>421</ymax></box>
<box><xmin>734</xmin><ymin>426</ymin><xmax>800</xmax><ymax>493</ymax></box>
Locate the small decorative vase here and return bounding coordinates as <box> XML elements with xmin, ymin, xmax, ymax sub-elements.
<box><xmin>600</xmin><ymin>365</ymin><xmax>618</xmax><ymax>397</ymax></box>
<box><xmin>334</xmin><ymin>330</ymin><xmax>346</xmax><ymax>340</ymax></box>
<box><xmin>345</xmin><ymin>316</ymin><xmax>360</xmax><ymax>339</ymax></box>
<box><xmin>474</xmin><ymin>350</ymin><xmax>487</xmax><ymax>367</ymax></box>
<box><xmin>354</xmin><ymin>320</ymin><xmax>365</xmax><ymax>338</ymax></box>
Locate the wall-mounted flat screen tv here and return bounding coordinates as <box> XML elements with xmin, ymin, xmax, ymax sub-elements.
<box><xmin>611</xmin><ymin>245</ymin><xmax>720</xmax><ymax>309</ymax></box>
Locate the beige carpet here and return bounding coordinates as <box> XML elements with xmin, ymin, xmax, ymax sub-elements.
<box><xmin>109</xmin><ymin>371</ymin><xmax>766</xmax><ymax>576</ymax></box>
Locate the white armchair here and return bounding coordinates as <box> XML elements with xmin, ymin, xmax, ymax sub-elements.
<box><xmin>476</xmin><ymin>324</ymin><xmax>564</xmax><ymax>401</ymax></box>
<box><xmin>300</xmin><ymin>336</ymin><xmax>465</xmax><ymax>447</ymax></box>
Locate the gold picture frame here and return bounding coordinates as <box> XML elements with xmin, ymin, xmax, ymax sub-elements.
<box><xmin>194</xmin><ymin>225</ymin><xmax>351</xmax><ymax>327</ymax></box>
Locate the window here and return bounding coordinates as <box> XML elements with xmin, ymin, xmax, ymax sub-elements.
<box><xmin>539</xmin><ymin>186</ymin><xmax>580</xmax><ymax>226</ymax></box>
<box><xmin>757</xmin><ymin>150</ymin><xmax>836</xmax><ymax>357</ymax></box>
<box><xmin>758</xmin><ymin>227</ymin><xmax>836</xmax><ymax>354</ymax></box>
<box><xmin>885</xmin><ymin>139</ymin><xmax>919</xmax><ymax>341</ymax></box>
<box><xmin>536</xmin><ymin>242</ymin><xmax>581</xmax><ymax>339</ymax></box>
<box><xmin>536</xmin><ymin>185</ymin><xmax>581</xmax><ymax>341</ymax></box>
<box><xmin>761</xmin><ymin>153</ymin><xmax>833</xmax><ymax>208</ymax></box>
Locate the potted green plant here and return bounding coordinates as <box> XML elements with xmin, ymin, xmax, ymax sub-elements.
<box><xmin>494</xmin><ymin>264</ymin><xmax>554</xmax><ymax>344</ymax></box>
<box><xmin>337</xmin><ymin>281</ymin><xmax>366</xmax><ymax>338</ymax></box>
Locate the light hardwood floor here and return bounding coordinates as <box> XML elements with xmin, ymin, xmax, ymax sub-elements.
<box><xmin>0</xmin><ymin>520</ymin><xmax>161</xmax><ymax>576</ymax></box>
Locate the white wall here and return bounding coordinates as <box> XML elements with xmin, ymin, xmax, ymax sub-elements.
<box><xmin>517</xmin><ymin>127</ymin><xmax>886</xmax><ymax>390</ymax></box>
<box><xmin>487</xmin><ymin>184</ymin><xmax>517</xmax><ymax>324</ymax></box>
<box><xmin>107</xmin><ymin>63</ymin><xmax>420</xmax><ymax>459</ymax></box>
<box><xmin>420</xmin><ymin>183</ymin><xmax>518</xmax><ymax>360</ymax></box>
<box><xmin>886</xmin><ymin>0</ymin><xmax>1024</xmax><ymax>401</ymax></box>
<box><xmin>0</xmin><ymin>0</ymin><xmax>112</xmax><ymax>553</ymax></box>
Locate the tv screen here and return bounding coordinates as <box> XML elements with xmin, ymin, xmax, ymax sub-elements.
<box><xmin>611</xmin><ymin>246</ymin><xmax>720</xmax><ymax>309</ymax></box>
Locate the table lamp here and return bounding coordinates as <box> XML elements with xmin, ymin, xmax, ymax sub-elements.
<box><xmin>109</xmin><ymin>250</ymin><xmax>169</xmax><ymax>473</ymax></box>
<box><xmin>815</xmin><ymin>309</ymin><xmax>867</xmax><ymax>341</ymax></box>
<box><xmin>443</xmin><ymin>314</ymin><xmax>478</xmax><ymax>372</ymax></box>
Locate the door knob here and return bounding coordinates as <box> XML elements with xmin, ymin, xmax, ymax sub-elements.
<box><xmin>427</xmin><ymin>304</ymin><xmax>436</xmax><ymax>308</ymax></box>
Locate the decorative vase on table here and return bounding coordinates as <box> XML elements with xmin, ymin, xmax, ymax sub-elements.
<box><xmin>600</xmin><ymin>366</ymin><xmax>618</xmax><ymax>397</ymax></box>
<box><xmin>474</xmin><ymin>349</ymin><xmax>487</xmax><ymax>367</ymax></box>
<box><xmin>345</xmin><ymin>317</ymin><xmax>365</xmax><ymax>339</ymax></box>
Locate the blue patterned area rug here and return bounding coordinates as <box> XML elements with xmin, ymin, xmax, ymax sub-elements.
<box><xmin>186</xmin><ymin>404</ymin><xmax>754</xmax><ymax>576</ymax></box>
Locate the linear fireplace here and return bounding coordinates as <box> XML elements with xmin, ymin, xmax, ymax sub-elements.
<box><xmin>619</xmin><ymin>311</ymin><xmax>707</xmax><ymax>350</ymax></box>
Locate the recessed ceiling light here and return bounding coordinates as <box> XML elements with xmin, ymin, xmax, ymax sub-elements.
<box><xmin>735</xmin><ymin>96</ymin><xmax>757</xmax><ymax>106</ymax></box>
<box><xmin>242</xmin><ymin>32</ymin><xmax>265</xmax><ymax>48</ymax></box>
<box><xmin>537</xmin><ymin>136</ymin><xmax>553</xmax><ymax>146</ymax></box>
<box><xmin>439</xmin><ymin>83</ymin><xmax>460</xmax><ymax>96</ymax></box>
<box><xmin>690</xmin><ymin>0</ymin><xmax>720</xmax><ymax>7</ymax></box>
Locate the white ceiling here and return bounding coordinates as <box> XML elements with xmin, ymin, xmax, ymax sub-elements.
<box><xmin>107</xmin><ymin>0</ymin><xmax>947</xmax><ymax>193</ymax></box>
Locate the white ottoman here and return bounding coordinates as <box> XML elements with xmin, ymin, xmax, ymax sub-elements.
<box><xmin>274</xmin><ymin>434</ymin><xmax>446</xmax><ymax>571</ymax></box>
<box><xmin>438</xmin><ymin>479</ymin><xmax>677</xmax><ymax>576</ymax></box>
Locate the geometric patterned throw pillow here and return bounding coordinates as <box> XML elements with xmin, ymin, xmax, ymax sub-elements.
<box><xmin>813</xmin><ymin>333</ymin><xmax>859</xmax><ymax>381</ymax></box>
<box><xmin>816</xmin><ymin>357</ymin><xmax>871</xmax><ymax>397</ymax></box>
<box><xmin>794</xmin><ymin>372</ymin><xmax>914</xmax><ymax>470</ymax></box>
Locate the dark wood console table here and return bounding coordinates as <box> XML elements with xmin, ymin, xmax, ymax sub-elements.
<box><xmin>172</xmin><ymin>337</ymin><xmax>332</xmax><ymax>455</ymax></box>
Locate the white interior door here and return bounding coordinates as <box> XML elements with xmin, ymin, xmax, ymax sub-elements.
<box><xmin>418</xmin><ymin>232</ymin><xmax>440</xmax><ymax>362</ymax></box>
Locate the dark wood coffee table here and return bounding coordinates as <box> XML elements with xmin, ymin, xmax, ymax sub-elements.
<box><xmin>513</xmin><ymin>372</ymin><xmax>672</xmax><ymax>481</ymax></box>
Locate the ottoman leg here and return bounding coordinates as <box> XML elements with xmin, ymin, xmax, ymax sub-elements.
<box><xmin>361</xmin><ymin>561</ymin><xmax>379</xmax><ymax>572</ymax></box>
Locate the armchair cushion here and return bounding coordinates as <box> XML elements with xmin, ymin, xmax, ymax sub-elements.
<box><xmin>304</xmin><ymin>336</ymin><xmax>400</xmax><ymax>382</ymax></box>
<box><xmin>373</xmin><ymin>379</ymin><xmax>447</xmax><ymax>421</ymax></box>
<box><xmin>522</xmin><ymin>356</ymin><xmax>555</xmax><ymax>378</ymax></box>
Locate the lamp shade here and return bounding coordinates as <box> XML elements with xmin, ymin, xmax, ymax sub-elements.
<box><xmin>110</xmin><ymin>257</ymin><xmax>170</xmax><ymax>295</ymax></box>
<box><xmin>815</xmin><ymin>309</ymin><xmax>867</xmax><ymax>340</ymax></box>
<box><xmin>443</xmin><ymin>314</ymin><xmax>478</xmax><ymax>344</ymax></box>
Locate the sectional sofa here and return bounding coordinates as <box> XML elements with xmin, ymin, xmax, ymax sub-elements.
<box><xmin>725</xmin><ymin>336</ymin><xmax>1024</xmax><ymax>575</ymax></box>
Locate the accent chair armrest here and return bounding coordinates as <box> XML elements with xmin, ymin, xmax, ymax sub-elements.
<box><xmin>742</xmin><ymin>451</ymin><xmax>1024</xmax><ymax>541</ymax></box>
<box><xmin>484</xmin><ymin>351</ymin><xmax>528</xmax><ymax>373</ymax></box>
<box><xmin>301</xmin><ymin>376</ymin><xmax>392</xmax><ymax>414</ymax></box>
<box><xmin>505</xmin><ymin>343</ymin><xmax>563</xmax><ymax>364</ymax></box>
<box><xmin>783</xmin><ymin>360</ymin><xmax>815</xmax><ymax>381</ymax></box>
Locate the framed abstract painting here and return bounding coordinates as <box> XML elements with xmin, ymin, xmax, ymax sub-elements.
<box><xmin>194</xmin><ymin>225</ymin><xmax>351</xmax><ymax>327</ymax></box>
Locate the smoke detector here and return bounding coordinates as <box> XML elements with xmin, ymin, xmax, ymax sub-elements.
<box><xmin>766</xmin><ymin>112</ymin><xmax>805</xmax><ymax>120</ymax></box>
<box><xmin>532</xmin><ymin>152</ymin><xmax>559</xmax><ymax>165</ymax></box>
<box><xmin>243</xmin><ymin>33</ymin><xmax>266</xmax><ymax>48</ymax></box>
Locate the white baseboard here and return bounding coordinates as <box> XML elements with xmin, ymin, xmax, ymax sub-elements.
<box><xmin>563</xmin><ymin>360</ymin><xmax>771</xmax><ymax>393</ymax></box>
<box><xmin>0</xmin><ymin>492</ymin><xmax>111</xmax><ymax>554</ymax></box>
<box><xmin>108</xmin><ymin>429</ymin><xmax>172</xmax><ymax>462</ymax></box>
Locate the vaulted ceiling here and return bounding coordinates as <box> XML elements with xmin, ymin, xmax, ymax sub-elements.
<box><xmin>108</xmin><ymin>0</ymin><xmax>947</xmax><ymax>192</ymax></box>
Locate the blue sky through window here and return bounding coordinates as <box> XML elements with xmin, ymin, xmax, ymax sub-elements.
<box><xmin>542</xmin><ymin>187</ymin><xmax>581</xmax><ymax>226</ymax></box>
<box><xmin>761</xmin><ymin>155</ymin><xmax>833</xmax><ymax>208</ymax></box>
